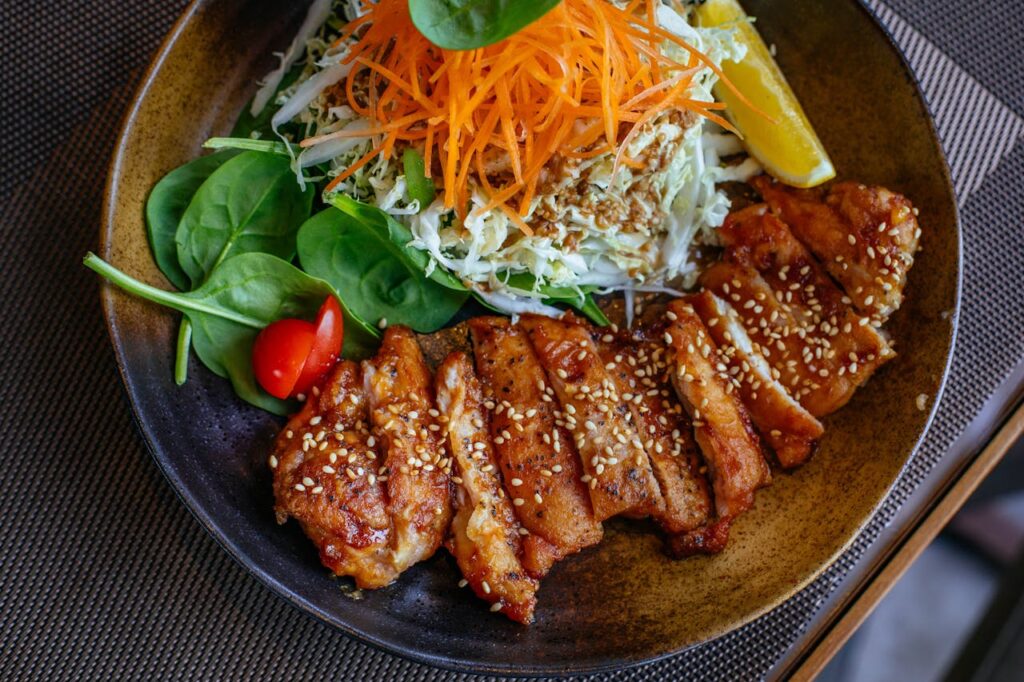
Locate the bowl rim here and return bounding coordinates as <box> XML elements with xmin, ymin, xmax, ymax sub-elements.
<box><xmin>97</xmin><ymin>0</ymin><xmax>962</xmax><ymax>675</ymax></box>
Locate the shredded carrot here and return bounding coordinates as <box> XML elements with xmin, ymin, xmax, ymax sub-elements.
<box><xmin>313</xmin><ymin>0</ymin><xmax>745</xmax><ymax>233</ymax></box>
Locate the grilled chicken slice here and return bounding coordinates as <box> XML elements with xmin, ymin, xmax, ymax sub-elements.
<box><xmin>594</xmin><ymin>329</ymin><xmax>714</xmax><ymax>534</ymax></box>
<box><xmin>468</xmin><ymin>317</ymin><xmax>602</xmax><ymax>577</ymax></box>
<box><xmin>689</xmin><ymin>290</ymin><xmax>824</xmax><ymax>468</ymax></box>
<box><xmin>520</xmin><ymin>314</ymin><xmax>663</xmax><ymax>521</ymax></box>
<box><xmin>753</xmin><ymin>176</ymin><xmax>920</xmax><ymax>322</ymax></box>
<box><xmin>363</xmin><ymin>326</ymin><xmax>453</xmax><ymax>575</ymax></box>
<box><xmin>272</xmin><ymin>361</ymin><xmax>398</xmax><ymax>589</ymax></box>
<box><xmin>702</xmin><ymin>259</ymin><xmax>894</xmax><ymax>417</ymax></box>
<box><xmin>664</xmin><ymin>300</ymin><xmax>771</xmax><ymax>520</ymax></box>
<box><xmin>435</xmin><ymin>352</ymin><xmax>539</xmax><ymax>623</ymax></box>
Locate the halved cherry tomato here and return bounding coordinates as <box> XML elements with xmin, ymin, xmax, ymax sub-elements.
<box><xmin>252</xmin><ymin>318</ymin><xmax>317</xmax><ymax>399</ymax></box>
<box><xmin>252</xmin><ymin>296</ymin><xmax>346</xmax><ymax>400</ymax></box>
<box><xmin>293</xmin><ymin>296</ymin><xmax>345</xmax><ymax>396</ymax></box>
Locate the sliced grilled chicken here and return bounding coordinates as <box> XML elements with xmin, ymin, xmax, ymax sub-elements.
<box><xmin>689</xmin><ymin>290</ymin><xmax>824</xmax><ymax>468</ymax></box>
<box><xmin>363</xmin><ymin>326</ymin><xmax>453</xmax><ymax>575</ymax></box>
<box><xmin>272</xmin><ymin>361</ymin><xmax>398</xmax><ymax>589</ymax></box>
<box><xmin>753</xmin><ymin>176</ymin><xmax>920</xmax><ymax>323</ymax></box>
<box><xmin>702</xmin><ymin>259</ymin><xmax>893</xmax><ymax>417</ymax></box>
<box><xmin>435</xmin><ymin>352</ymin><xmax>539</xmax><ymax>623</ymax></box>
<box><xmin>664</xmin><ymin>300</ymin><xmax>771</xmax><ymax>520</ymax></box>
<box><xmin>519</xmin><ymin>313</ymin><xmax>663</xmax><ymax>521</ymax></box>
<box><xmin>594</xmin><ymin>329</ymin><xmax>714</xmax><ymax>534</ymax></box>
<box><xmin>468</xmin><ymin>317</ymin><xmax>603</xmax><ymax>577</ymax></box>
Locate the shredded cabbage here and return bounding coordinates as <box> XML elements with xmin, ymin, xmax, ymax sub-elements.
<box><xmin>268</xmin><ymin>0</ymin><xmax>759</xmax><ymax>317</ymax></box>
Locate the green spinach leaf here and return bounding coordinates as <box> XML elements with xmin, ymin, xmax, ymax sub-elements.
<box><xmin>145</xmin><ymin>150</ymin><xmax>239</xmax><ymax>291</ymax></box>
<box><xmin>176</xmin><ymin>150</ymin><xmax>314</xmax><ymax>287</ymax></box>
<box><xmin>409</xmin><ymin>0</ymin><xmax>563</xmax><ymax>50</ymax></box>
<box><xmin>502</xmin><ymin>273</ymin><xmax>610</xmax><ymax>325</ymax></box>
<box><xmin>402</xmin><ymin>148</ymin><xmax>436</xmax><ymax>211</ymax></box>
<box><xmin>84</xmin><ymin>252</ymin><xmax>379</xmax><ymax>415</ymax></box>
<box><xmin>327</xmin><ymin>194</ymin><xmax>468</xmax><ymax>292</ymax></box>
<box><xmin>299</xmin><ymin>207</ymin><xmax>468</xmax><ymax>331</ymax></box>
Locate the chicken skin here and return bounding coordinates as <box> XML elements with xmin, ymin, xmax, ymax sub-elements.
<box><xmin>271</xmin><ymin>361</ymin><xmax>398</xmax><ymax>589</ymax></box>
<box><xmin>435</xmin><ymin>352</ymin><xmax>539</xmax><ymax>623</ymax></box>
<box><xmin>363</xmin><ymin>326</ymin><xmax>453</xmax><ymax>575</ymax></box>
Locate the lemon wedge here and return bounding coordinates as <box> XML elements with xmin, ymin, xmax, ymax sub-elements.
<box><xmin>696</xmin><ymin>0</ymin><xmax>835</xmax><ymax>188</ymax></box>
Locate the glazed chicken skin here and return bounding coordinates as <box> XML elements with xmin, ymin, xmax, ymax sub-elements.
<box><xmin>468</xmin><ymin>317</ymin><xmax>603</xmax><ymax>577</ymax></box>
<box><xmin>520</xmin><ymin>313</ymin><xmax>663</xmax><ymax>521</ymax></box>
<box><xmin>753</xmin><ymin>176</ymin><xmax>920</xmax><ymax>323</ymax></box>
<box><xmin>435</xmin><ymin>352</ymin><xmax>539</xmax><ymax>623</ymax></box>
<box><xmin>689</xmin><ymin>290</ymin><xmax>824</xmax><ymax>468</ymax></box>
<box><xmin>664</xmin><ymin>300</ymin><xmax>771</xmax><ymax>526</ymax></box>
<box><xmin>363</xmin><ymin>326</ymin><xmax>453</xmax><ymax>575</ymax></box>
<box><xmin>271</xmin><ymin>361</ymin><xmax>398</xmax><ymax>589</ymax></box>
<box><xmin>704</xmin><ymin>204</ymin><xmax>895</xmax><ymax>417</ymax></box>
<box><xmin>595</xmin><ymin>327</ymin><xmax>714</xmax><ymax>534</ymax></box>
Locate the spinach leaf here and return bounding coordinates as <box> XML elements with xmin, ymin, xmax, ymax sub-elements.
<box><xmin>502</xmin><ymin>273</ymin><xmax>610</xmax><ymax>325</ymax></box>
<box><xmin>231</xmin><ymin>62</ymin><xmax>305</xmax><ymax>139</ymax></box>
<box><xmin>145</xmin><ymin>150</ymin><xmax>239</xmax><ymax>291</ymax></box>
<box><xmin>176</xmin><ymin>151</ymin><xmax>314</xmax><ymax>287</ymax></box>
<box><xmin>298</xmin><ymin>207</ymin><xmax>468</xmax><ymax>332</ymax></box>
<box><xmin>204</xmin><ymin>137</ymin><xmax>293</xmax><ymax>156</ymax></box>
<box><xmin>402</xmin><ymin>148</ymin><xmax>436</xmax><ymax>211</ymax></box>
<box><xmin>409</xmin><ymin>0</ymin><xmax>563</xmax><ymax>50</ymax></box>
<box><xmin>84</xmin><ymin>252</ymin><xmax>379</xmax><ymax>415</ymax></box>
<box><xmin>327</xmin><ymin>194</ymin><xmax>468</xmax><ymax>292</ymax></box>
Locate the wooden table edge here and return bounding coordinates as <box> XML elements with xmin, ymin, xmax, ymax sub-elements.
<box><xmin>789</xmin><ymin>400</ymin><xmax>1024</xmax><ymax>681</ymax></box>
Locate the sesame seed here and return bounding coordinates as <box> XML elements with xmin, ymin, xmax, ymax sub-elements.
<box><xmin>302</xmin><ymin>477</ymin><xmax>315</xmax><ymax>487</ymax></box>
<box><xmin>557</xmin><ymin>369</ymin><xmax>568</xmax><ymax>379</ymax></box>
<box><xmin>916</xmin><ymin>393</ymin><xmax>928</xmax><ymax>411</ymax></box>
<box><xmin>490</xmin><ymin>602</ymin><xmax>503</xmax><ymax>612</ymax></box>
<box><xmin>513</xmin><ymin>498</ymin><xmax>525</xmax><ymax>506</ymax></box>
<box><xmin>534</xmin><ymin>493</ymin><xmax>543</xmax><ymax>504</ymax></box>
<box><xmin>311</xmin><ymin>486</ymin><xmax>323</xmax><ymax>494</ymax></box>
<box><xmin>294</xmin><ymin>483</ymin><xmax>305</xmax><ymax>492</ymax></box>
<box><xmin>510</xmin><ymin>478</ymin><xmax>523</xmax><ymax>486</ymax></box>
<box><xmin>847</xmin><ymin>234</ymin><xmax>857</xmax><ymax>245</ymax></box>
<box><xmin>482</xmin><ymin>580</ymin><xmax>491</xmax><ymax>594</ymax></box>
<box><xmin>378</xmin><ymin>318</ymin><xmax>388</xmax><ymax>329</ymax></box>
<box><xmin>268</xmin><ymin>455</ymin><xmax>278</xmax><ymax>469</ymax></box>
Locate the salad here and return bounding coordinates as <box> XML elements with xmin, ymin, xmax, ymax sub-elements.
<box><xmin>85</xmin><ymin>0</ymin><xmax>834</xmax><ymax>414</ymax></box>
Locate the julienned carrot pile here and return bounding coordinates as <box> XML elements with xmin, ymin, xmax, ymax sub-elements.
<box><xmin>302</xmin><ymin>0</ymin><xmax>739</xmax><ymax>235</ymax></box>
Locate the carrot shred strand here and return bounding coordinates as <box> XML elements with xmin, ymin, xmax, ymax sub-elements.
<box><xmin>311</xmin><ymin>0</ymin><xmax>737</xmax><ymax>234</ymax></box>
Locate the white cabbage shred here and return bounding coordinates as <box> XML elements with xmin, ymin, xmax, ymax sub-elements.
<box><xmin>268</xmin><ymin>0</ymin><xmax>758</xmax><ymax>317</ymax></box>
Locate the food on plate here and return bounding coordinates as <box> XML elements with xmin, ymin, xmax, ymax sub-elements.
<box><xmin>435</xmin><ymin>352</ymin><xmax>539</xmax><ymax>623</ymax></box>
<box><xmin>696</xmin><ymin>0</ymin><xmax>836</xmax><ymax>188</ymax></box>
<box><xmin>86</xmin><ymin>0</ymin><xmax>927</xmax><ymax>623</ymax></box>
<box><xmin>468</xmin><ymin>316</ymin><xmax>603</xmax><ymax>577</ymax></box>
<box><xmin>519</xmin><ymin>314</ymin><xmax>663</xmax><ymax>521</ymax></box>
<box><xmin>272</xmin><ymin>360</ymin><xmax>397</xmax><ymax>588</ymax></box>
<box><xmin>252</xmin><ymin>295</ymin><xmax>344</xmax><ymax>399</ymax></box>
<box><xmin>688</xmin><ymin>290</ymin><xmax>824</xmax><ymax>468</ymax></box>
<box><xmin>362</xmin><ymin>326</ymin><xmax>453</xmax><ymax>574</ymax></box>
<box><xmin>752</xmin><ymin>176</ymin><xmax>921</xmax><ymax>323</ymax></box>
<box><xmin>594</xmin><ymin>327</ymin><xmax>714</xmax><ymax>534</ymax></box>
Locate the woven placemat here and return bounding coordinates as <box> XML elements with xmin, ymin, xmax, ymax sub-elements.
<box><xmin>2</xmin><ymin>0</ymin><xmax>1022</xmax><ymax>679</ymax></box>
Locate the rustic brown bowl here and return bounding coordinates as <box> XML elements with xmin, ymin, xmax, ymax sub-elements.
<box><xmin>99</xmin><ymin>0</ymin><xmax>960</xmax><ymax>675</ymax></box>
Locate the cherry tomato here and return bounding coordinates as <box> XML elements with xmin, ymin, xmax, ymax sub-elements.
<box><xmin>252</xmin><ymin>318</ymin><xmax>317</xmax><ymax>399</ymax></box>
<box><xmin>252</xmin><ymin>296</ymin><xmax>346</xmax><ymax>400</ymax></box>
<box><xmin>293</xmin><ymin>296</ymin><xmax>345</xmax><ymax>396</ymax></box>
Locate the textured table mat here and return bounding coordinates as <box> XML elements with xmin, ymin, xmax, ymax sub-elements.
<box><xmin>2</xmin><ymin>1</ymin><xmax>1023</xmax><ymax>679</ymax></box>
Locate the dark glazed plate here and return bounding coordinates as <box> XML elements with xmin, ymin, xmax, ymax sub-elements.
<box><xmin>99</xmin><ymin>0</ymin><xmax>960</xmax><ymax>675</ymax></box>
